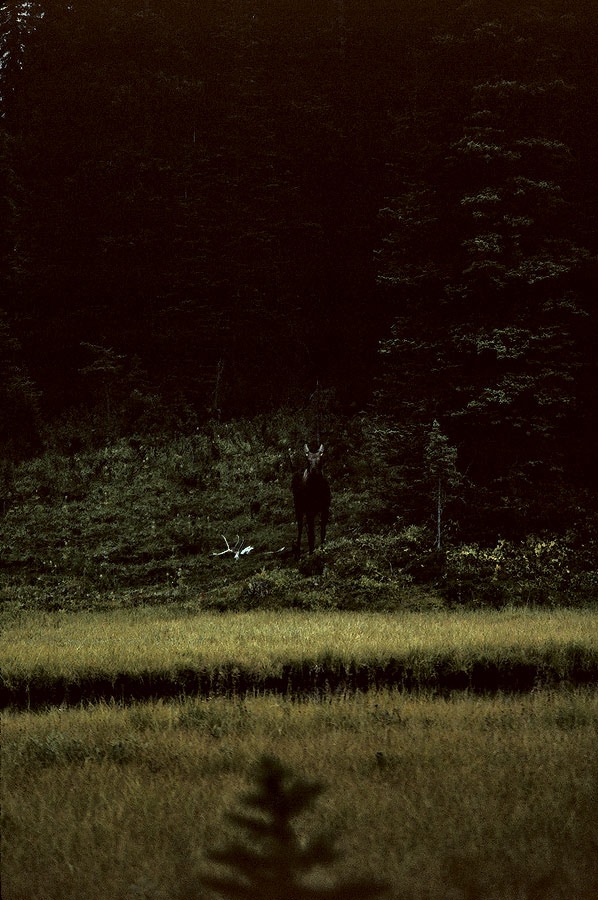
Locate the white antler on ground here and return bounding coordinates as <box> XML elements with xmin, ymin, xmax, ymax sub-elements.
<box><xmin>212</xmin><ymin>535</ymin><xmax>254</xmax><ymax>560</ymax></box>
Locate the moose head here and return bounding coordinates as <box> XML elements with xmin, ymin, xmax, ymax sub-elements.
<box><xmin>304</xmin><ymin>443</ymin><xmax>324</xmax><ymax>475</ymax></box>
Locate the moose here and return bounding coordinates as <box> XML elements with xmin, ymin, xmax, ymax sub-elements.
<box><xmin>291</xmin><ymin>444</ymin><xmax>331</xmax><ymax>555</ymax></box>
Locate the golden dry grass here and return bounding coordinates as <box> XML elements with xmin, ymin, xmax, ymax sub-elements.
<box><xmin>2</xmin><ymin>688</ymin><xmax>597</xmax><ymax>900</ymax></box>
<box><xmin>2</xmin><ymin>607</ymin><xmax>596</xmax><ymax>682</ymax></box>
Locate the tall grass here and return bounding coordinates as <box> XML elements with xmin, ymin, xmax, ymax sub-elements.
<box><xmin>2</xmin><ymin>608</ymin><xmax>596</xmax><ymax>707</ymax></box>
<box><xmin>2</xmin><ymin>689</ymin><xmax>597</xmax><ymax>899</ymax></box>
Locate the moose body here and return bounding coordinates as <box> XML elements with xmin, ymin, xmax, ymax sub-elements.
<box><xmin>291</xmin><ymin>444</ymin><xmax>331</xmax><ymax>555</ymax></box>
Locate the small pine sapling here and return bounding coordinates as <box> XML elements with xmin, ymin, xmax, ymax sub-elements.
<box><xmin>424</xmin><ymin>420</ymin><xmax>460</xmax><ymax>551</ymax></box>
<box><xmin>199</xmin><ymin>754</ymin><xmax>388</xmax><ymax>900</ymax></box>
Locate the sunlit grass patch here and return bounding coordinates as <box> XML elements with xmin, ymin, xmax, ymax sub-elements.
<box><xmin>1</xmin><ymin>608</ymin><xmax>596</xmax><ymax>707</ymax></box>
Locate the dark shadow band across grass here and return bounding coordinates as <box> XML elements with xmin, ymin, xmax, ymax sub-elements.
<box><xmin>3</xmin><ymin>649</ymin><xmax>597</xmax><ymax>711</ymax></box>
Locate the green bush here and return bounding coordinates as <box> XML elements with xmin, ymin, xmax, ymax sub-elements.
<box><xmin>304</xmin><ymin>528</ymin><xmax>442</xmax><ymax>610</ymax></box>
<box><xmin>443</xmin><ymin>536</ymin><xmax>596</xmax><ymax>607</ymax></box>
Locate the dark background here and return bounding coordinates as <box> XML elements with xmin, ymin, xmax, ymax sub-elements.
<box><xmin>1</xmin><ymin>0</ymin><xmax>597</xmax><ymax>537</ymax></box>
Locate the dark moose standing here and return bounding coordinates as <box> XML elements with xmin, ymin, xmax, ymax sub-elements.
<box><xmin>292</xmin><ymin>444</ymin><xmax>331</xmax><ymax>555</ymax></box>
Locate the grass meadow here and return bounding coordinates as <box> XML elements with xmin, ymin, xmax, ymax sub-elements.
<box><xmin>2</xmin><ymin>688</ymin><xmax>597</xmax><ymax>900</ymax></box>
<box><xmin>2</xmin><ymin>398</ymin><xmax>597</xmax><ymax>899</ymax></box>
<box><xmin>1</xmin><ymin>607</ymin><xmax>597</xmax><ymax>707</ymax></box>
<box><xmin>1</xmin><ymin>607</ymin><xmax>598</xmax><ymax>898</ymax></box>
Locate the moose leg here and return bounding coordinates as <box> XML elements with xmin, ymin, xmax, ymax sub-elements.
<box><xmin>295</xmin><ymin>514</ymin><xmax>303</xmax><ymax>557</ymax></box>
<box><xmin>320</xmin><ymin>508</ymin><xmax>328</xmax><ymax>547</ymax></box>
<box><xmin>306</xmin><ymin>515</ymin><xmax>316</xmax><ymax>554</ymax></box>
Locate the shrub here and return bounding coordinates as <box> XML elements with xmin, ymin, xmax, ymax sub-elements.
<box><xmin>313</xmin><ymin>528</ymin><xmax>442</xmax><ymax>608</ymax></box>
<box><xmin>443</xmin><ymin>536</ymin><xmax>595</xmax><ymax>607</ymax></box>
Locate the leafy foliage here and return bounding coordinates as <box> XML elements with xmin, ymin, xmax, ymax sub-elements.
<box><xmin>1</xmin><ymin>4</ymin><xmax>598</xmax><ymax>608</ymax></box>
<box><xmin>1</xmin><ymin>2</ymin><xmax>596</xmax><ymax>451</ymax></box>
<box><xmin>443</xmin><ymin>536</ymin><xmax>598</xmax><ymax>608</ymax></box>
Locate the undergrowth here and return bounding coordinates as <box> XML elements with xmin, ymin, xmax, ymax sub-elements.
<box><xmin>0</xmin><ymin>413</ymin><xmax>596</xmax><ymax>612</ymax></box>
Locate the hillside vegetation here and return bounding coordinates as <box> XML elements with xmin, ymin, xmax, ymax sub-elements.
<box><xmin>1</xmin><ymin>414</ymin><xmax>596</xmax><ymax>615</ymax></box>
<box><xmin>3</xmin><ymin>0</ymin><xmax>598</xmax><ymax>542</ymax></box>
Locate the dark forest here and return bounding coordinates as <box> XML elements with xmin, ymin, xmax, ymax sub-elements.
<box><xmin>1</xmin><ymin>1</ymin><xmax>597</xmax><ymax>596</ymax></box>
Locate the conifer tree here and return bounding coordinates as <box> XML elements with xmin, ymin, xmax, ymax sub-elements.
<box><xmin>424</xmin><ymin>420</ymin><xmax>460</xmax><ymax>550</ymax></box>
<box><xmin>376</xmin><ymin>15</ymin><xmax>597</xmax><ymax>535</ymax></box>
<box><xmin>199</xmin><ymin>754</ymin><xmax>388</xmax><ymax>900</ymax></box>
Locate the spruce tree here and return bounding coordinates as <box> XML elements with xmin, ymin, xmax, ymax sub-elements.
<box><xmin>199</xmin><ymin>755</ymin><xmax>388</xmax><ymax>900</ymax></box>
<box><xmin>424</xmin><ymin>420</ymin><xmax>460</xmax><ymax>550</ymax></box>
<box><xmin>376</xmin><ymin>14</ymin><xmax>597</xmax><ymax>536</ymax></box>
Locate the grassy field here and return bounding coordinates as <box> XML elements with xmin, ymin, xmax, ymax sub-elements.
<box><xmin>2</xmin><ymin>607</ymin><xmax>597</xmax><ymax>707</ymax></box>
<box><xmin>2</xmin><ymin>688</ymin><xmax>597</xmax><ymax>900</ymax></box>
<box><xmin>2</xmin><ymin>608</ymin><xmax>597</xmax><ymax>897</ymax></box>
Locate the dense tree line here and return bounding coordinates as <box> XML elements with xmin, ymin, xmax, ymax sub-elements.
<box><xmin>1</xmin><ymin>0</ymin><xmax>597</xmax><ymax>538</ymax></box>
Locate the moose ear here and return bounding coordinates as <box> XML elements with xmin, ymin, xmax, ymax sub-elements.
<box><xmin>304</xmin><ymin>444</ymin><xmax>310</xmax><ymax>454</ymax></box>
<box><xmin>318</xmin><ymin>444</ymin><xmax>324</xmax><ymax>454</ymax></box>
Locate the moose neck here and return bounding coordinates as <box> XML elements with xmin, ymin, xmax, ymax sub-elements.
<box><xmin>303</xmin><ymin>466</ymin><xmax>322</xmax><ymax>484</ymax></box>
